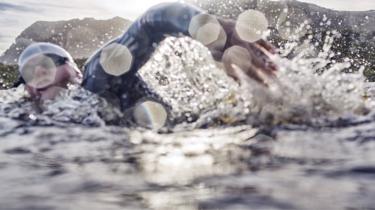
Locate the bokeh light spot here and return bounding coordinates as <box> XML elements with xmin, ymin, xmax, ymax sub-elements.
<box><xmin>100</xmin><ymin>43</ymin><xmax>133</xmax><ymax>76</ymax></box>
<box><xmin>21</xmin><ymin>55</ymin><xmax>57</xmax><ymax>89</ymax></box>
<box><xmin>133</xmin><ymin>100</ymin><xmax>168</xmax><ymax>130</ymax></box>
<box><xmin>222</xmin><ymin>45</ymin><xmax>252</xmax><ymax>78</ymax></box>
<box><xmin>189</xmin><ymin>14</ymin><xmax>224</xmax><ymax>46</ymax></box>
<box><xmin>196</xmin><ymin>22</ymin><xmax>221</xmax><ymax>45</ymax></box>
<box><xmin>235</xmin><ymin>10</ymin><xmax>269</xmax><ymax>42</ymax></box>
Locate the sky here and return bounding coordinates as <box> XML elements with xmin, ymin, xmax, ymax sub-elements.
<box><xmin>0</xmin><ymin>0</ymin><xmax>375</xmax><ymax>54</ymax></box>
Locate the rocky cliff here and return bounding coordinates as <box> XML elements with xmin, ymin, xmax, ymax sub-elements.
<box><xmin>0</xmin><ymin>17</ymin><xmax>131</xmax><ymax>65</ymax></box>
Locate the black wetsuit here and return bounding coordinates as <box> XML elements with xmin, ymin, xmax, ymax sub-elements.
<box><xmin>82</xmin><ymin>2</ymin><xmax>204</xmax><ymax>110</ymax></box>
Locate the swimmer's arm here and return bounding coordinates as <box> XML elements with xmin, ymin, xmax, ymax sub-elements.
<box><xmin>142</xmin><ymin>4</ymin><xmax>278</xmax><ymax>83</ymax></box>
<box><xmin>127</xmin><ymin>3</ymin><xmax>277</xmax><ymax>79</ymax></box>
<box><xmin>83</xmin><ymin>2</ymin><xmax>278</xmax><ymax>95</ymax></box>
<box><xmin>116</xmin><ymin>2</ymin><xmax>203</xmax><ymax>70</ymax></box>
<box><xmin>216</xmin><ymin>18</ymin><xmax>278</xmax><ymax>84</ymax></box>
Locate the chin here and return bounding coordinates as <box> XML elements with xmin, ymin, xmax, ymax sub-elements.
<box><xmin>40</xmin><ymin>86</ymin><xmax>67</xmax><ymax>100</ymax></box>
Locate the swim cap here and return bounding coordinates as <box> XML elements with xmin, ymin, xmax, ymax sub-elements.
<box><xmin>18</xmin><ymin>42</ymin><xmax>73</xmax><ymax>72</ymax></box>
<box><xmin>18</xmin><ymin>43</ymin><xmax>74</xmax><ymax>88</ymax></box>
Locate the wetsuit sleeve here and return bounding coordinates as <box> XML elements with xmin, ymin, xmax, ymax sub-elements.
<box><xmin>82</xmin><ymin>2</ymin><xmax>204</xmax><ymax>109</ymax></box>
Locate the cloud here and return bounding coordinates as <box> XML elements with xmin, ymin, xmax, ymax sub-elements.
<box><xmin>0</xmin><ymin>2</ymin><xmax>33</xmax><ymax>12</ymax></box>
<box><xmin>0</xmin><ymin>0</ymin><xmax>116</xmax><ymax>53</ymax></box>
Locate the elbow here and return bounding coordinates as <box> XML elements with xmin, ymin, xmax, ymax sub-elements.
<box><xmin>142</xmin><ymin>2</ymin><xmax>203</xmax><ymax>34</ymax></box>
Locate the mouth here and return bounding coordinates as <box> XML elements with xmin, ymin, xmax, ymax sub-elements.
<box><xmin>36</xmin><ymin>84</ymin><xmax>53</xmax><ymax>92</ymax></box>
<box><xmin>37</xmin><ymin>85</ymin><xmax>68</xmax><ymax>100</ymax></box>
<box><xmin>34</xmin><ymin>78</ymin><xmax>55</xmax><ymax>90</ymax></box>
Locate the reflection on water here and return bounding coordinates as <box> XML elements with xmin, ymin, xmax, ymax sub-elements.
<box><xmin>1</xmin><ymin>36</ymin><xmax>375</xmax><ymax>210</ymax></box>
<box><xmin>130</xmin><ymin>126</ymin><xmax>258</xmax><ymax>185</ymax></box>
<box><xmin>1</xmin><ymin>117</ymin><xmax>375</xmax><ymax>210</ymax></box>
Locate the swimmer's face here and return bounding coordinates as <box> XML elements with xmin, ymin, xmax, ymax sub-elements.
<box><xmin>24</xmin><ymin>58</ymin><xmax>82</xmax><ymax>100</ymax></box>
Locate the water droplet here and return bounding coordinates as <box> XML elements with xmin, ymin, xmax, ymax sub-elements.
<box><xmin>99</xmin><ymin>43</ymin><xmax>133</xmax><ymax>76</ymax></box>
<box><xmin>20</xmin><ymin>55</ymin><xmax>57</xmax><ymax>89</ymax></box>
<box><xmin>235</xmin><ymin>10</ymin><xmax>269</xmax><ymax>42</ymax></box>
<box><xmin>195</xmin><ymin>22</ymin><xmax>221</xmax><ymax>45</ymax></box>
<box><xmin>189</xmin><ymin>14</ymin><xmax>225</xmax><ymax>46</ymax></box>
<box><xmin>133</xmin><ymin>100</ymin><xmax>168</xmax><ymax>129</ymax></box>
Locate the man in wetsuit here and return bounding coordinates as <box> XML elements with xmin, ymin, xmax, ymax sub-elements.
<box><xmin>19</xmin><ymin>2</ymin><xmax>276</xmax><ymax>110</ymax></box>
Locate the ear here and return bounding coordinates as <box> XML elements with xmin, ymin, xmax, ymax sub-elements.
<box><xmin>64</xmin><ymin>63</ymin><xmax>82</xmax><ymax>85</ymax></box>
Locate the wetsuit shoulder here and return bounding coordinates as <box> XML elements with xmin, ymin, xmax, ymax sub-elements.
<box><xmin>82</xmin><ymin>2</ymin><xmax>204</xmax><ymax>110</ymax></box>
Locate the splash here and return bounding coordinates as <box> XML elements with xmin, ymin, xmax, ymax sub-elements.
<box><xmin>0</xmin><ymin>85</ymin><xmax>123</xmax><ymax>127</ymax></box>
<box><xmin>0</xmin><ymin>36</ymin><xmax>371</xmax><ymax>128</ymax></box>
<box><xmin>138</xmin><ymin>36</ymin><xmax>240</xmax><ymax>123</ymax></box>
<box><xmin>139</xmin><ymin>35</ymin><xmax>370</xmax><ymax>127</ymax></box>
<box><xmin>238</xmin><ymin>32</ymin><xmax>370</xmax><ymax>124</ymax></box>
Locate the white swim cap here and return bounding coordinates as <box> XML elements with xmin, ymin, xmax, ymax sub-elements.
<box><xmin>18</xmin><ymin>42</ymin><xmax>73</xmax><ymax>74</ymax></box>
<box><xmin>17</xmin><ymin>42</ymin><xmax>76</xmax><ymax>88</ymax></box>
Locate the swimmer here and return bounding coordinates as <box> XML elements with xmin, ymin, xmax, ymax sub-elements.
<box><xmin>18</xmin><ymin>2</ymin><xmax>276</xmax><ymax>110</ymax></box>
<box><xmin>17</xmin><ymin>42</ymin><xmax>82</xmax><ymax>100</ymax></box>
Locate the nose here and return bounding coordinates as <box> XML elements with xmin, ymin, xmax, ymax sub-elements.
<box><xmin>34</xmin><ymin>66</ymin><xmax>50</xmax><ymax>78</ymax></box>
<box><xmin>32</xmin><ymin>65</ymin><xmax>56</xmax><ymax>88</ymax></box>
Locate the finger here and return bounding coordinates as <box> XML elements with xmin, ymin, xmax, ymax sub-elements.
<box><xmin>222</xmin><ymin>45</ymin><xmax>273</xmax><ymax>85</ymax></box>
<box><xmin>255</xmin><ymin>39</ymin><xmax>276</xmax><ymax>54</ymax></box>
<box><xmin>256</xmin><ymin>54</ymin><xmax>278</xmax><ymax>74</ymax></box>
<box><xmin>247</xmin><ymin>45</ymin><xmax>277</xmax><ymax>76</ymax></box>
<box><xmin>233</xmin><ymin>63</ymin><xmax>272</xmax><ymax>87</ymax></box>
<box><xmin>243</xmin><ymin>65</ymin><xmax>267</xmax><ymax>85</ymax></box>
<box><xmin>250</xmin><ymin>43</ymin><xmax>278</xmax><ymax>72</ymax></box>
<box><xmin>268</xmin><ymin>62</ymin><xmax>278</xmax><ymax>72</ymax></box>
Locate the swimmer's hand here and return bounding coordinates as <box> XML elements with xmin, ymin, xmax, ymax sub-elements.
<box><xmin>219</xmin><ymin>19</ymin><xmax>278</xmax><ymax>85</ymax></box>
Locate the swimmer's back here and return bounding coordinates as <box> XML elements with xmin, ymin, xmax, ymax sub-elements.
<box><xmin>82</xmin><ymin>2</ymin><xmax>203</xmax><ymax>110</ymax></box>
